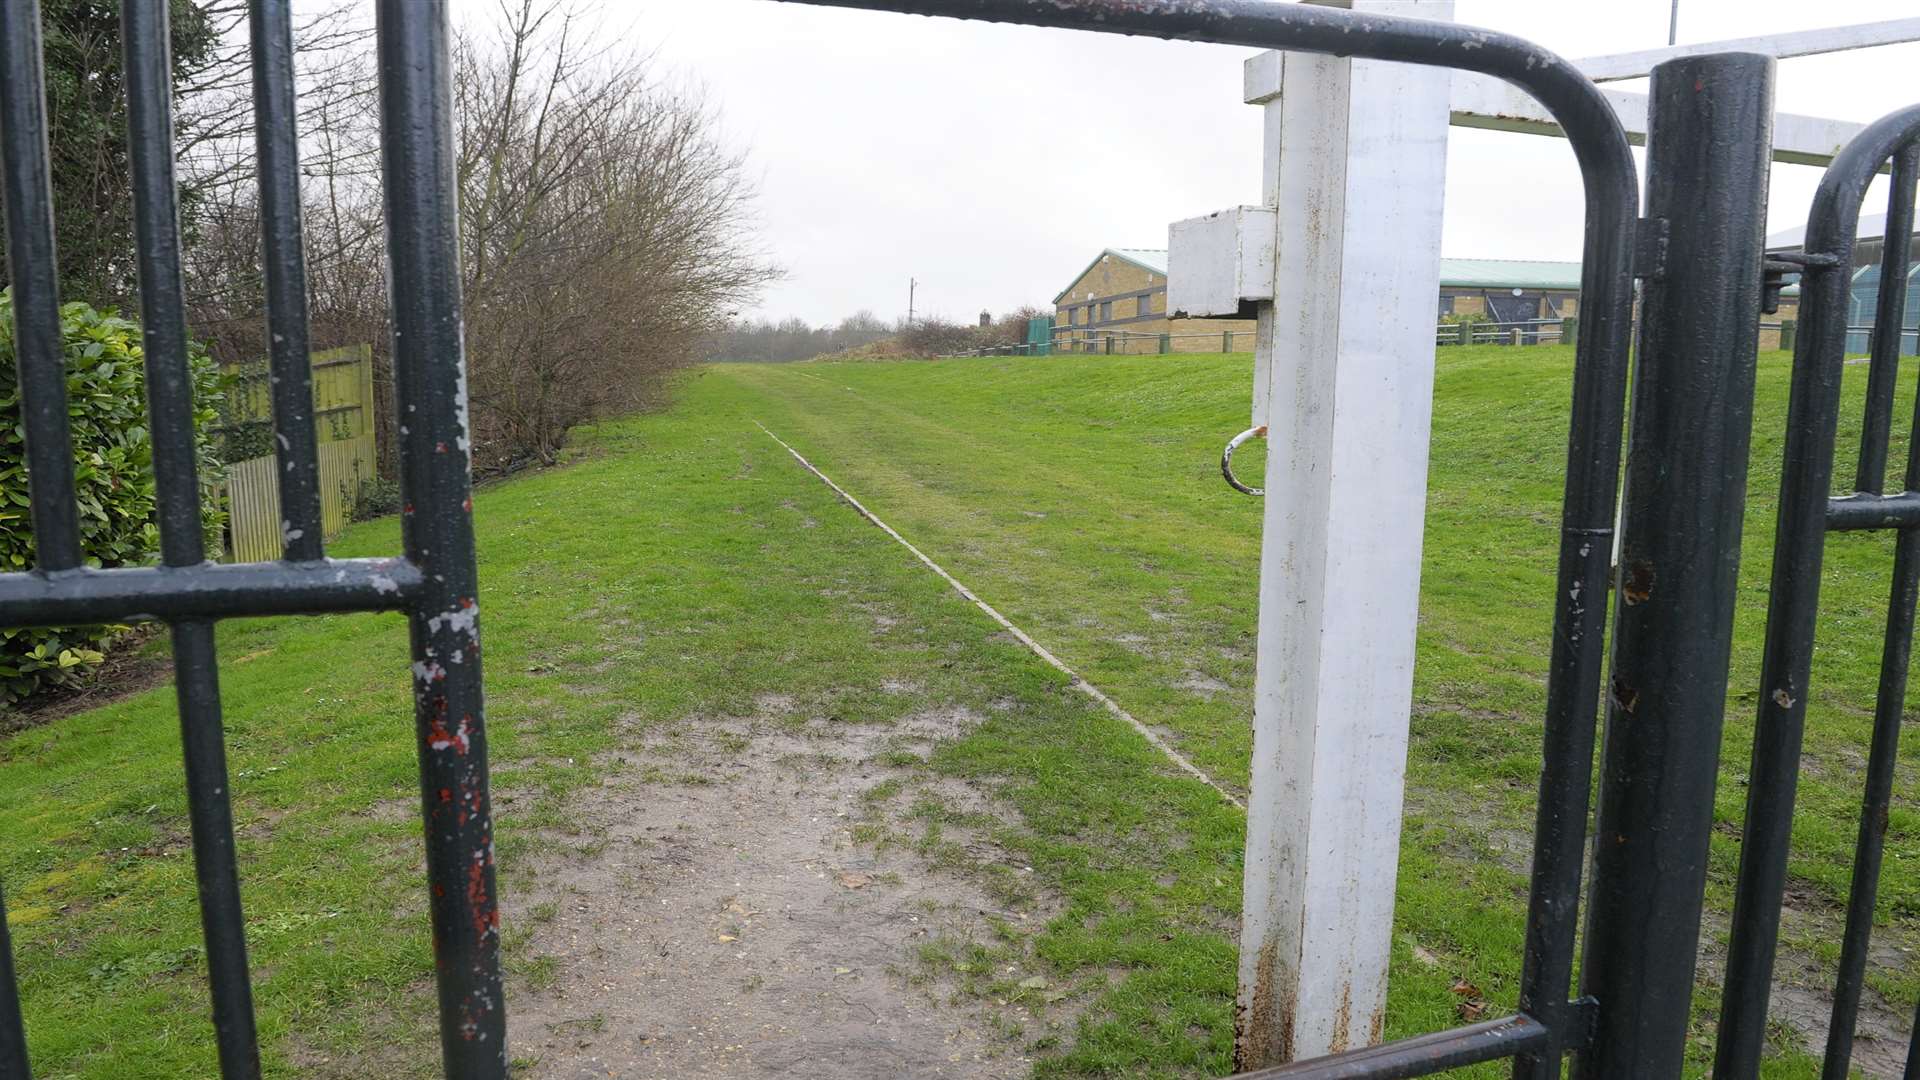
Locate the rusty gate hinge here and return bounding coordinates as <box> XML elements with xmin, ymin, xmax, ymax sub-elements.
<box><xmin>1761</xmin><ymin>250</ymin><xmax>1844</xmax><ymax>314</ymax></box>
<box><xmin>1635</xmin><ymin>218</ymin><xmax>1670</xmax><ymax>281</ymax></box>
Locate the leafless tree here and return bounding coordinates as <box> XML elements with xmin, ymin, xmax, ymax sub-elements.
<box><xmin>178</xmin><ymin>0</ymin><xmax>776</xmax><ymax>475</ymax></box>
<box><xmin>450</xmin><ymin>0</ymin><xmax>776</xmax><ymax>470</ymax></box>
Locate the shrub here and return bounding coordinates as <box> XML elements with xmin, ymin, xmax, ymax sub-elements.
<box><xmin>350</xmin><ymin>474</ymin><xmax>403</xmax><ymax>522</ymax></box>
<box><xmin>895</xmin><ymin>318</ymin><xmax>982</xmax><ymax>357</ymax></box>
<box><xmin>0</xmin><ymin>291</ymin><xmax>224</xmax><ymax>707</ymax></box>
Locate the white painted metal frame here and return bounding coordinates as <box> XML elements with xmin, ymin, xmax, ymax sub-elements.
<box><xmin>1449</xmin><ymin>72</ymin><xmax>1862</xmax><ymax>167</ymax></box>
<box><xmin>1574</xmin><ymin>17</ymin><xmax>1920</xmax><ymax>82</ymax></box>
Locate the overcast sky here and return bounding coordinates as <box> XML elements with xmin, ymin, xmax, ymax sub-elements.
<box><xmin>604</xmin><ymin>0</ymin><xmax>1920</xmax><ymax>326</ymax></box>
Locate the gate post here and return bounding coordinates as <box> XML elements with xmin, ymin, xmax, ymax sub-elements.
<box><xmin>1575</xmin><ymin>52</ymin><xmax>1774</xmax><ymax>1080</ymax></box>
<box><xmin>1234</xmin><ymin>1</ymin><xmax>1454</xmax><ymax>1068</ymax></box>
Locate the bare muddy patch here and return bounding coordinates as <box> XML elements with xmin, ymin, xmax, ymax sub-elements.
<box><xmin>505</xmin><ymin>707</ymin><xmax>1050</xmax><ymax>1078</ymax></box>
<box><xmin>1176</xmin><ymin>671</ymin><xmax>1230</xmax><ymax>699</ymax></box>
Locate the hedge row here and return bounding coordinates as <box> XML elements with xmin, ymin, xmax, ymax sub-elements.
<box><xmin>0</xmin><ymin>291</ymin><xmax>223</xmax><ymax>707</ymax></box>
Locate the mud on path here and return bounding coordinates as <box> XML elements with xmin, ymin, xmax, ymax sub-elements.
<box><xmin>502</xmin><ymin>704</ymin><xmax>1061</xmax><ymax>1079</ymax></box>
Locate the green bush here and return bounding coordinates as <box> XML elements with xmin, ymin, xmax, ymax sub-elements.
<box><xmin>0</xmin><ymin>291</ymin><xmax>224</xmax><ymax>707</ymax></box>
<box><xmin>350</xmin><ymin>474</ymin><xmax>403</xmax><ymax>522</ymax></box>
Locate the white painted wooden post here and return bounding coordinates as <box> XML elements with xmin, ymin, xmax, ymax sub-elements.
<box><xmin>1235</xmin><ymin>1</ymin><xmax>1453</xmax><ymax>1068</ymax></box>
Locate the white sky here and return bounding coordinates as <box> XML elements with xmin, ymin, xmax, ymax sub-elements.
<box><xmin>598</xmin><ymin>0</ymin><xmax>1920</xmax><ymax>325</ymax></box>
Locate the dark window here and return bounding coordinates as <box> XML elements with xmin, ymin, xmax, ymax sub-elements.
<box><xmin>1139</xmin><ymin>294</ymin><xmax>1154</xmax><ymax>317</ymax></box>
<box><xmin>1439</xmin><ymin>294</ymin><xmax>1456</xmax><ymax>315</ymax></box>
<box><xmin>1100</xmin><ymin>301</ymin><xmax>1113</xmax><ymax>323</ymax></box>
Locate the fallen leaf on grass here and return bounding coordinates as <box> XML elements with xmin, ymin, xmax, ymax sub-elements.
<box><xmin>1450</xmin><ymin>977</ymin><xmax>1489</xmax><ymax>1022</ymax></box>
<box><xmin>836</xmin><ymin>871</ymin><xmax>872</xmax><ymax>889</ymax></box>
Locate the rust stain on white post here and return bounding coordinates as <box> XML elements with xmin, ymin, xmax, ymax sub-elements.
<box><xmin>1231</xmin><ymin>0</ymin><xmax>1453</xmax><ymax>1069</ymax></box>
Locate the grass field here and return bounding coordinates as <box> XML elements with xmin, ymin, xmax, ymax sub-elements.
<box><xmin>1</xmin><ymin>344</ymin><xmax>1916</xmax><ymax>1077</ymax></box>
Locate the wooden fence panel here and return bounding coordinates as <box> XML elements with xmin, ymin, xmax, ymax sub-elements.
<box><xmin>217</xmin><ymin>346</ymin><xmax>377</xmax><ymax>563</ymax></box>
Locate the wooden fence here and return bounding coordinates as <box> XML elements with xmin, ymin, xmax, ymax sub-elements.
<box><xmin>217</xmin><ymin>345</ymin><xmax>378</xmax><ymax>563</ymax></box>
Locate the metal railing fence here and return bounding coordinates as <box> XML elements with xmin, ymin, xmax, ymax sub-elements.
<box><xmin>0</xmin><ymin>1</ymin><xmax>499</xmax><ymax>1077</ymax></box>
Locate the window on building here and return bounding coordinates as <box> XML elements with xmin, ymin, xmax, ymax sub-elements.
<box><xmin>1439</xmin><ymin>294</ymin><xmax>1456</xmax><ymax>316</ymax></box>
<box><xmin>1100</xmin><ymin>301</ymin><xmax>1113</xmax><ymax>323</ymax></box>
<box><xmin>1138</xmin><ymin>294</ymin><xmax>1154</xmax><ymax>317</ymax></box>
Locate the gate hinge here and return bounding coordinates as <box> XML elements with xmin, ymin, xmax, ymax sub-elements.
<box><xmin>1565</xmin><ymin>996</ymin><xmax>1602</xmax><ymax>1052</ymax></box>
<box><xmin>1761</xmin><ymin>250</ymin><xmax>1845</xmax><ymax>314</ymax></box>
<box><xmin>1634</xmin><ymin>218</ymin><xmax>1670</xmax><ymax>281</ymax></box>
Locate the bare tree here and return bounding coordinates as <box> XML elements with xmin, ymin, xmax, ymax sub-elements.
<box><xmin>177</xmin><ymin>0</ymin><xmax>776</xmax><ymax>475</ymax></box>
<box><xmin>447</xmin><ymin>0</ymin><xmax>776</xmax><ymax>470</ymax></box>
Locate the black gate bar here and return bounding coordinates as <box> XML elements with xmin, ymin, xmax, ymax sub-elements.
<box><xmin>1854</xmin><ymin>145</ymin><xmax>1919</xmax><ymax>496</ymax></box>
<box><xmin>777</xmin><ymin>2</ymin><xmax>1641</xmax><ymax>1076</ymax></box>
<box><xmin>1822</xmin><ymin>139</ymin><xmax>1920</xmax><ymax>1080</ymax></box>
<box><xmin>1233</xmin><ymin>1015</ymin><xmax>1552</xmax><ymax>1080</ymax></box>
<box><xmin>375</xmin><ymin>0</ymin><xmax>506</xmax><ymax>1069</ymax></box>
<box><xmin>124</xmin><ymin>0</ymin><xmax>263</xmax><ymax>1071</ymax></box>
<box><xmin>0</xmin><ymin>890</ymin><xmax>22</xmax><ymax>1080</ymax></box>
<box><xmin>1716</xmin><ymin>104</ymin><xmax>1920</xmax><ymax>1080</ymax></box>
<box><xmin>1575</xmin><ymin>50</ymin><xmax>1775</xmax><ymax>1080</ymax></box>
<box><xmin>0</xmin><ymin>0</ymin><xmax>80</xmax><ymax>577</ymax></box>
<box><xmin>248</xmin><ymin>0</ymin><xmax>326</xmax><ymax>564</ymax></box>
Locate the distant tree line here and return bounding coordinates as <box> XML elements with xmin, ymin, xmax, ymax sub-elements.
<box><xmin>714</xmin><ymin>311</ymin><xmax>893</xmax><ymax>363</ymax></box>
<box><xmin>715</xmin><ymin>305</ymin><xmax>1050</xmax><ymax>362</ymax></box>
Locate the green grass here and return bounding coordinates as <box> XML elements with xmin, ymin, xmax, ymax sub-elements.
<box><xmin>716</xmin><ymin>346</ymin><xmax>1920</xmax><ymax>1076</ymax></box>
<box><xmin>1</xmin><ymin>344</ymin><xmax>1913</xmax><ymax>1076</ymax></box>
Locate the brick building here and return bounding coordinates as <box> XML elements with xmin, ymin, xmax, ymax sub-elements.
<box><xmin>1051</xmin><ymin>249</ymin><xmax>1584</xmax><ymax>353</ymax></box>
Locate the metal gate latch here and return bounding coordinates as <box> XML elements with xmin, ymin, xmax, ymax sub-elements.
<box><xmin>1762</xmin><ymin>250</ymin><xmax>1843</xmax><ymax>314</ymax></box>
<box><xmin>1223</xmin><ymin>426</ymin><xmax>1268</xmax><ymax>496</ymax></box>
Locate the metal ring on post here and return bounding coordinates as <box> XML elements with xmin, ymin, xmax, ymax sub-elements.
<box><xmin>1222</xmin><ymin>425</ymin><xmax>1268</xmax><ymax>496</ymax></box>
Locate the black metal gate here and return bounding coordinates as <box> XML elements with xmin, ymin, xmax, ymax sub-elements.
<box><xmin>1714</xmin><ymin>107</ymin><xmax>1920</xmax><ymax>1080</ymax></box>
<box><xmin>0</xmin><ymin>1</ymin><xmax>501</xmax><ymax>1077</ymax></box>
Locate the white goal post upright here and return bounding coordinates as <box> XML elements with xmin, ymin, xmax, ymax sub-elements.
<box><xmin>1166</xmin><ymin>7</ymin><xmax>1916</xmax><ymax>1072</ymax></box>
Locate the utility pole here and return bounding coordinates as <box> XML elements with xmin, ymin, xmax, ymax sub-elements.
<box><xmin>908</xmin><ymin>277</ymin><xmax>918</xmax><ymax>326</ymax></box>
<box><xmin>1669</xmin><ymin>0</ymin><xmax>1680</xmax><ymax>46</ymax></box>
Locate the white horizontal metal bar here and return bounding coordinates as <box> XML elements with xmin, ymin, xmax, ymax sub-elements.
<box><xmin>1449</xmin><ymin>73</ymin><xmax>1863</xmax><ymax>167</ymax></box>
<box><xmin>1575</xmin><ymin>18</ymin><xmax>1920</xmax><ymax>82</ymax></box>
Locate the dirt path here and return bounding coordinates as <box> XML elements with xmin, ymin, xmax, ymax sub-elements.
<box><xmin>504</xmin><ymin>707</ymin><xmax>1052</xmax><ymax>1079</ymax></box>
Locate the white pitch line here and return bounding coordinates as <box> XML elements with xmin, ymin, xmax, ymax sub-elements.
<box><xmin>755</xmin><ymin>420</ymin><xmax>1245</xmax><ymax>811</ymax></box>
